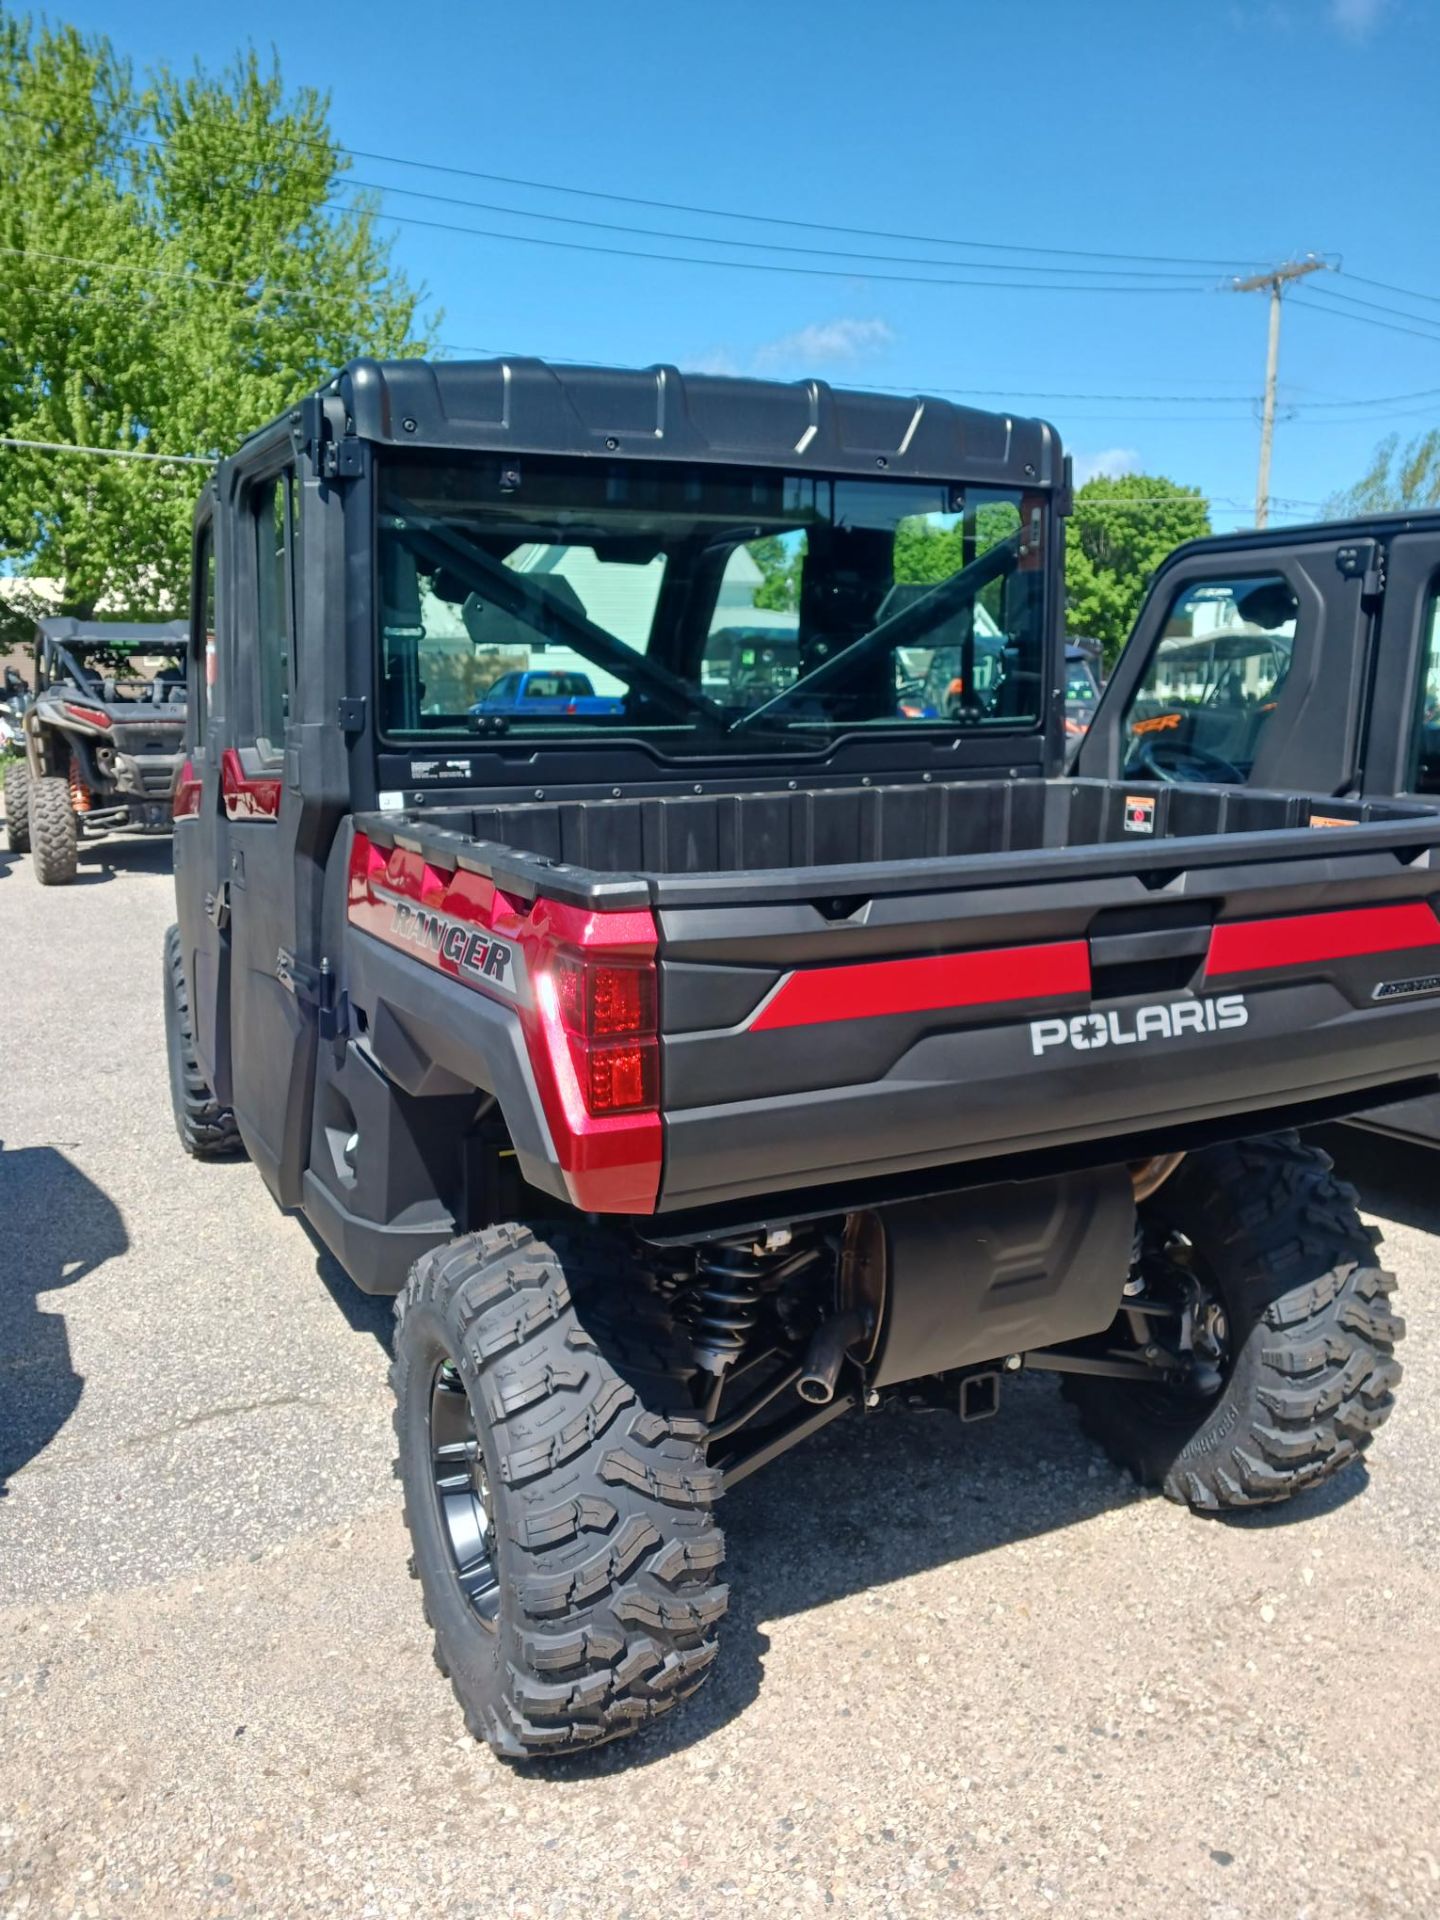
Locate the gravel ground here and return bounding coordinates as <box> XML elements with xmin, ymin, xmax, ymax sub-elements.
<box><xmin>2</xmin><ymin>829</ymin><xmax>1439</xmax><ymax>1919</ymax></box>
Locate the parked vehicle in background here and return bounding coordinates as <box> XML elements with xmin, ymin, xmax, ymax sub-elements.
<box><xmin>1079</xmin><ymin>507</ymin><xmax>1440</xmax><ymax>1147</ymax></box>
<box><xmin>4</xmin><ymin>620</ymin><xmax>188</xmax><ymax>884</ymax></box>
<box><xmin>168</xmin><ymin>359</ymin><xmax>1423</xmax><ymax>1760</ymax></box>
<box><xmin>1063</xmin><ymin>640</ymin><xmax>1103</xmax><ymax>740</ymax></box>
<box><xmin>470</xmin><ymin>667</ymin><xmax>624</xmax><ymax>718</ymax></box>
<box><xmin>0</xmin><ymin>667</ymin><xmax>25</xmax><ymax>753</ymax></box>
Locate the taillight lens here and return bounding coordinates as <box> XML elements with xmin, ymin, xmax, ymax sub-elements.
<box><xmin>586</xmin><ymin>1043</ymin><xmax>658</xmax><ymax>1114</ymax></box>
<box><xmin>172</xmin><ymin>757</ymin><xmax>202</xmax><ymax>820</ymax></box>
<box><xmin>551</xmin><ymin>953</ymin><xmax>659</xmax><ymax>1114</ymax></box>
<box><xmin>553</xmin><ymin>957</ymin><xmax>656</xmax><ymax>1037</ymax></box>
<box><xmin>63</xmin><ymin>702</ymin><xmax>111</xmax><ymax>729</ymax></box>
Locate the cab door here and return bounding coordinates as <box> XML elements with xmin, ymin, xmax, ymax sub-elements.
<box><xmin>1077</xmin><ymin>532</ymin><xmax>1376</xmax><ymax>794</ymax></box>
<box><xmin>1352</xmin><ymin>524</ymin><xmax>1440</xmax><ymax>798</ymax></box>
<box><xmin>172</xmin><ymin>507</ymin><xmax>233</xmax><ymax>1103</ymax></box>
<box><xmin>223</xmin><ymin>459</ymin><xmax>317</xmax><ymax>1205</ymax></box>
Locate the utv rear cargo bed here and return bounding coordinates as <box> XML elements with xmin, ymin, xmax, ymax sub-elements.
<box><xmin>349</xmin><ymin>774</ymin><xmax>1440</xmax><ymax>1217</ymax></box>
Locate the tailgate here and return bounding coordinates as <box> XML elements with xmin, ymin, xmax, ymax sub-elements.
<box><xmin>656</xmin><ymin>852</ymin><xmax>1440</xmax><ymax>1213</ymax></box>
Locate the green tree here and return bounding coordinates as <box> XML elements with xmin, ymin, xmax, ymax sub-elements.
<box><xmin>1066</xmin><ymin>473</ymin><xmax>1210</xmax><ymax>666</ymax></box>
<box><xmin>747</xmin><ymin>534</ymin><xmax>804</xmax><ymax>611</ymax></box>
<box><xmin>0</xmin><ymin>20</ymin><xmax>433</xmax><ymax>640</ymax></box>
<box><xmin>1329</xmin><ymin>429</ymin><xmax>1440</xmax><ymax>515</ymax></box>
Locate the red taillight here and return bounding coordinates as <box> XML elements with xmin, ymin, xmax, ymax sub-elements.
<box><xmin>551</xmin><ymin>952</ymin><xmax>659</xmax><ymax>1114</ymax></box>
<box><xmin>63</xmin><ymin>701</ymin><xmax>111</xmax><ymax>729</ymax></box>
<box><xmin>555</xmin><ymin>957</ymin><xmax>655</xmax><ymax>1037</ymax></box>
<box><xmin>586</xmin><ymin>1043</ymin><xmax>658</xmax><ymax>1114</ymax></box>
<box><xmin>172</xmin><ymin>756</ymin><xmax>202</xmax><ymax>820</ymax></box>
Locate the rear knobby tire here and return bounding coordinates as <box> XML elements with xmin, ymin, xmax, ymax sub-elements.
<box><xmin>392</xmin><ymin>1225</ymin><xmax>727</xmax><ymax>1759</ymax></box>
<box><xmin>3</xmin><ymin>761</ymin><xmax>30</xmax><ymax>853</ymax></box>
<box><xmin>1066</xmin><ymin>1133</ymin><xmax>1403</xmax><ymax>1512</ymax></box>
<box><xmin>28</xmin><ymin>774</ymin><xmax>76</xmax><ymax>885</ymax></box>
<box><xmin>163</xmin><ymin>923</ymin><xmax>243</xmax><ymax>1158</ymax></box>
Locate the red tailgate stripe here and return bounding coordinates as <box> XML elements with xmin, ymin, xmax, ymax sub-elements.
<box><xmin>1206</xmin><ymin>901</ymin><xmax>1440</xmax><ymax>977</ymax></box>
<box><xmin>748</xmin><ymin>940</ymin><xmax>1091</xmax><ymax>1033</ymax></box>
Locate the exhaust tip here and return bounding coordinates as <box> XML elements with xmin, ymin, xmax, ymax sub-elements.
<box><xmin>796</xmin><ymin>1376</ymin><xmax>834</xmax><ymax>1406</ymax></box>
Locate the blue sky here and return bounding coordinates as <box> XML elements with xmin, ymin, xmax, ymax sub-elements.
<box><xmin>67</xmin><ymin>0</ymin><xmax>1440</xmax><ymax>529</ymax></box>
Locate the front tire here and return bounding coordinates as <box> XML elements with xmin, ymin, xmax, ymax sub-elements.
<box><xmin>3</xmin><ymin>761</ymin><xmax>31</xmax><ymax>853</ymax></box>
<box><xmin>392</xmin><ymin>1226</ymin><xmax>727</xmax><ymax>1758</ymax></box>
<box><xmin>163</xmin><ymin>924</ymin><xmax>243</xmax><ymax>1158</ymax></box>
<box><xmin>29</xmin><ymin>774</ymin><xmax>76</xmax><ymax>884</ymax></box>
<box><xmin>1066</xmin><ymin>1134</ymin><xmax>1403</xmax><ymax>1512</ymax></box>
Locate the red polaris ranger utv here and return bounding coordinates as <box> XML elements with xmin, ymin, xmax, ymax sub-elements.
<box><xmin>167</xmin><ymin>359</ymin><xmax>1431</xmax><ymax>1759</ymax></box>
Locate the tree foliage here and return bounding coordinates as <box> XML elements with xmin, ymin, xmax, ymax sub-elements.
<box><xmin>1065</xmin><ymin>473</ymin><xmax>1211</xmax><ymax>665</ymax></box>
<box><xmin>746</xmin><ymin>505</ymin><xmax>1023</xmax><ymax>618</ymax></box>
<box><xmin>1329</xmin><ymin>430</ymin><xmax>1440</xmax><ymax>516</ymax></box>
<box><xmin>0</xmin><ymin>18</ymin><xmax>434</xmax><ymax>638</ymax></box>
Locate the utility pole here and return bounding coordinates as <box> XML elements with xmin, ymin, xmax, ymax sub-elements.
<box><xmin>1232</xmin><ymin>256</ymin><xmax>1328</xmax><ymax>528</ymax></box>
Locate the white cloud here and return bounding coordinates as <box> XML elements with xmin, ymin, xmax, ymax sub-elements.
<box><xmin>1073</xmin><ymin>447</ymin><xmax>1141</xmax><ymax>486</ymax></box>
<box><xmin>684</xmin><ymin>347</ymin><xmax>742</xmax><ymax>377</ymax></box>
<box><xmin>1330</xmin><ymin>0</ymin><xmax>1388</xmax><ymax>37</ymax></box>
<box><xmin>751</xmin><ymin>318</ymin><xmax>895</xmax><ymax>372</ymax></box>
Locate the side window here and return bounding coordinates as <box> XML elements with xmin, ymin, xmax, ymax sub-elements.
<box><xmin>252</xmin><ymin>472</ymin><xmax>296</xmax><ymax>758</ymax></box>
<box><xmin>1123</xmin><ymin>572</ymin><xmax>1299</xmax><ymax>783</ymax></box>
<box><xmin>1405</xmin><ymin>589</ymin><xmax>1440</xmax><ymax>793</ymax></box>
<box><xmin>191</xmin><ymin>523</ymin><xmax>215</xmax><ymax>746</ymax></box>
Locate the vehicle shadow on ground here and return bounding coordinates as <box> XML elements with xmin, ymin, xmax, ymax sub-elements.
<box><xmin>66</xmin><ymin>836</ymin><xmax>175</xmax><ymax>887</ymax></box>
<box><xmin>297</xmin><ymin>1217</ymin><xmax>397</xmax><ymax>1346</ymax></box>
<box><xmin>0</xmin><ymin>1142</ymin><xmax>128</xmax><ymax>1497</ymax></box>
<box><xmin>1313</xmin><ymin>1122</ymin><xmax>1440</xmax><ymax>1238</ymax></box>
<box><xmin>543</xmin><ymin>1372</ymin><xmax>1156</xmax><ymax>1778</ymax></box>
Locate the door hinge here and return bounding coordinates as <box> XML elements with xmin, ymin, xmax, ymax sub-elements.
<box><xmin>1336</xmin><ymin>539</ymin><xmax>1385</xmax><ymax>603</ymax></box>
<box><xmin>300</xmin><ymin>394</ymin><xmax>364</xmax><ymax>481</ymax></box>
<box><xmin>276</xmin><ymin>949</ymin><xmax>349</xmax><ymax>1041</ymax></box>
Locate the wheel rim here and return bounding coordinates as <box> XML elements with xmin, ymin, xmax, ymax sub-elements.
<box><xmin>428</xmin><ymin>1360</ymin><xmax>501</xmax><ymax>1630</ymax></box>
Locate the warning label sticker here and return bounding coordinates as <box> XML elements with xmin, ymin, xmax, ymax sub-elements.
<box><xmin>1123</xmin><ymin>794</ymin><xmax>1157</xmax><ymax>834</ymax></box>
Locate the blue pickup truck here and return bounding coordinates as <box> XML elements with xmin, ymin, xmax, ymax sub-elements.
<box><xmin>469</xmin><ymin>668</ymin><xmax>624</xmax><ymax>717</ymax></box>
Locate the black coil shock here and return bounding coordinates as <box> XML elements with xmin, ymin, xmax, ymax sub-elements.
<box><xmin>684</xmin><ymin>1243</ymin><xmax>766</xmax><ymax>1377</ymax></box>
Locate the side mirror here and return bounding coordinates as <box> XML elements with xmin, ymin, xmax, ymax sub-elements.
<box><xmin>3</xmin><ymin>667</ymin><xmax>24</xmax><ymax>696</ymax></box>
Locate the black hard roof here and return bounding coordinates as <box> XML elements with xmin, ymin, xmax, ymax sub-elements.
<box><xmin>1163</xmin><ymin>505</ymin><xmax>1440</xmax><ymax>568</ymax></box>
<box><xmin>298</xmin><ymin>357</ymin><xmax>1061</xmax><ymax>490</ymax></box>
<box><xmin>38</xmin><ymin>617</ymin><xmax>187</xmax><ymax>648</ymax></box>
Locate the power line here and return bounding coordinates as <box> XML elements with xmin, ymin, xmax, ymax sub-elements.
<box><xmin>1340</xmin><ymin>270</ymin><xmax>1440</xmax><ymax>309</ymax></box>
<box><xmin>0</xmin><ymin>98</ymin><xmax>1271</xmax><ymax>274</ymax></box>
<box><xmin>344</xmin><ymin>175</ymin><xmax>1223</xmax><ymax>283</ymax></box>
<box><xmin>0</xmin><ymin>434</ymin><xmax>209</xmax><ymax>465</ymax></box>
<box><xmin>1285</xmin><ymin>383</ymin><xmax>1440</xmax><ymax>409</ymax></box>
<box><xmin>1291</xmin><ymin>293</ymin><xmax>1440</xmax><ymax>346</ymax></box>
<box><xmin>331</xmin><ymin>196</ymin><xmax>1216</xmax><ymax>294</ymax></box>
<box><xmin>1304</xmin><ymin>282</ymin><xmax>1440</xmax><ymax>335</ymax></box>
<box><xmin>0</xmin><ymin>240</ymin><xmax>306</xmax><ymax>300</ymax></box>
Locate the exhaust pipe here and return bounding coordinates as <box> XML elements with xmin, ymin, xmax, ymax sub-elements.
<box><xmin>797</xmin><ymin>1307</ymin><xmax>870</xmax><ymax>1405</ymax></box>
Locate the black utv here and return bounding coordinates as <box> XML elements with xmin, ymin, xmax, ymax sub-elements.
<box><xmin>1077</xmin><ymin>507</ymin><xmax>1440</xmax><ymax>1149</ymax></box>
<box><xmin>167</xmin><ymin>359</ymin><xmax>1426</xmax><ymax>1759</ymax></box>
<box><xmin>4</xmin><ymin>617</ymin><xmax>188</xmax><ymax>884</ymax></box>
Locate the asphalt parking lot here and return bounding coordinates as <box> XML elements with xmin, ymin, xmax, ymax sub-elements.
<box><xmin>2</xmin><ymin>829</ymin><xmax>1439</xmax><ymax>1919</ymax></box>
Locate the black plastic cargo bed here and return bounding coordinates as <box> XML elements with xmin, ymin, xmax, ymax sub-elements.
<box><xmin>362</xmin><ymin>775</ymin><xmax>1438</xmax><ymax>908</ymax></box>
<box><xmin>350</xmin><ymin>776</ymin><xmax>1440</xmax><ymax>1218</ymax></box>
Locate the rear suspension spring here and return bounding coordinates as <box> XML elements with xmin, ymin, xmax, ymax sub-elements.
<box><xmin>683</xmin><ymin>1244</ymin><xmax>766</xmax><ymax>1378</ymax></box>
<box><xmin>68</xmin><ymin>759</ymin><xmax>91</xmax><ymax>814</ymax></box>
